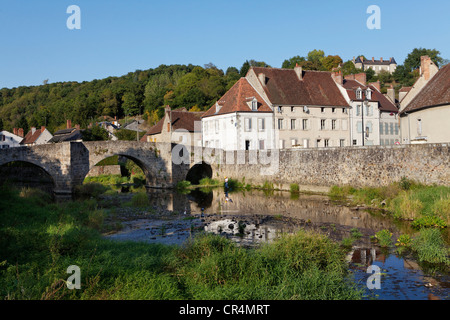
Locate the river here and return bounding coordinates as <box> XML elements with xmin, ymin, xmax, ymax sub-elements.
<box><xmin>102</xmin><ymin>186</ymin><xmax>449</xmax><ymax>300</ymax></box>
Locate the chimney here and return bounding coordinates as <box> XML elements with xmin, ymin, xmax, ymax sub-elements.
<box><xmin>67</xmin><ymin>119</ymin><xmax>72</xmax><ymax>129</ymax></box>
<box><xmin>258</xmin><ymin>72</ymin><xmax>266</xmax><ymax>85</ymax></box>
<box><xmin>355</xmin><ymin>73</ymin><xmax>366</xmax><ymax>86</ymax></box>
<box><xmin>13</xmin><ymin>128</ymin><xmax>18</xmax><ymax>136</ymax></box>
<box><xmin>294</xmin><ymin>64</ymin><xmax>303</xmax><ymax>80</ymax></box>
<box><xmin>380</xmin><ymin>57</ymin><xmax>383</xmax><ymax>63</ymax></box>
<box><xmin>41</xmin><ymin>126</ymin><xmax>45</xmax><ymax>133</ymax></box>
<box><xmin>387</xmin><ymin>85</ymin><xmax>395</xmax><ymax>103</ymax></box>
<box><xmin>369</xmin><ymin>80</ymin><xmax>381</xmax><ymax>92</ymax></box>
<box><xmin>18</xmin><ymin>128</ymin><xmax>24</xmax><ymax>138</ymax></box>
<box><xmin>420</xmin><ymin>56</ymin><xmax>433</xmax><ymax>81</ymax></box>
<box><xmin>31</xmin><ymin>127</ymin><xmax>36</xmax><ymax>135</ymax></box>
<box><xmin>331</xmin><ymin>70</ymin><xmax>343</xmax><ymax>85</ymax></box>
<box><xmin>372</xmin><ymin>57</ymin><xmax>375</xmax><ymax>62</ymax></box>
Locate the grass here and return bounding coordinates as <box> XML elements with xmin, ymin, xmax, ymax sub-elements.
<box><xmin>0</xmin><ymin>186</ymin><xmax>362</xmax><ymax>300</ymax></box>
<box><xmin>329</xmin><ymin>178</ymin><xmax>450</xmax><ymax>228</ymax></box>
<box><xmin>411</xmin><ymin>229</ymin><xmax>450</xmax><ymax>265</ymax></box>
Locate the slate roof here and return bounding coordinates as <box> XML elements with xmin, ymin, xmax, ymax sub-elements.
<box><xmin>202</xmin><ymin>77</ymin><xmax>272</xmax><ymax>118</ymax></box>
<box><xmin>250</xmin><ymin>67</ymin><xmax>349</xmax><ymax>107</ymax></box>
<box><xmin>343</xmin><ymin>79</ymin><xmax>398</xmax><ymax>113</ymax></box>
<box><xmin>49</xmin><ymin>128</ymin><xmax>83</xmax><ymax>143</ymax></box>
<box><xmin>400</xmin><ymin>64</ymin><xmax>450</xmax><ymax>115</ymax></box>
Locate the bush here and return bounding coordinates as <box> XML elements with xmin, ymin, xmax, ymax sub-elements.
<box><xmin>411</xmin><ymin>216</ymin><xmax>447</xmax><ymax>229</ymax></box>
<box><xmin>375</xmin><ymin>229</ymin><xmax>392</xmax><ymax>247</ymax></box>
<box><xmin>290</xmin><ymin>183</ymin><xmax>299</xmax><ymax>193</ymax></box>
<box><xmin>74</xmin><ymin>183</ymin><xmax>108</xmax><ymax>198</ymax></box>
<box><xmin>412</xmin><ymin>229</ymin><xmax>450</xmax><ymax>265</ymax></box>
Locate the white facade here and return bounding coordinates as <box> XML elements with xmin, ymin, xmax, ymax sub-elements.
<box><xmin>0</xmin><ymin>130</ymin><xmax>23</xmax><ymax>149</ymax></box>
<box><xmin>202</xmin><ymin>112</ymin><xmax>275</xmax><ymax>150</ymax></box>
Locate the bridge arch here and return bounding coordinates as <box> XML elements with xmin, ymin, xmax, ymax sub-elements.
<box><xmin>186</xmin><ymin>161</ymin><xmax>213</xmax><ymax>185</ymax></box>
<box><xmin>0</xmin><ymin>160</ymin><xmax>56</xmax><ymax>194</ymax></box>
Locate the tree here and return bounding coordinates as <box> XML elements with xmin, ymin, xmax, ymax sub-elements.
<box><xmin>281</xmin><ymin>55</ymin><xmax>306</xmax><ymax>69</ymax></box>
<box><xmin>404</xmin><ymin>48</ymin><xmax>444</xmax><ymax>71</ymax></box>
<box><xmin>307</xmin><ymin>49</ymin><xmax>325</xmax><ymax>65</ymax></box>
<box><xmin>122</xmin><ymin>92</ymin><xmax>140</xmax><ymax>116</ymax></box>
<box><xmin>365</xmin><ymin>68</ymin><xmax>376</xmax><ymax>83</ymax></box>
<box><xmin>340</xmin><ymin>60</ymin><xmax>364</xmax><ymax>76</ymax></box>
<box><xmin>322</xmin><ymin>55</ymin><xmax>343</xmax><ymax>71</ymax></box>
<box><xmin>0</xmin><ymin>118</ymin><xmax>3</xmax><ymax>131</ymax></box>
<box><xmin>82</xmin><ymin>126</ymin><xmax>109</xmax><ymax>141</ymax></box>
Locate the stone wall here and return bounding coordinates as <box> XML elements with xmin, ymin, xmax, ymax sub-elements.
<box><xmin>209</xmin><ymin>143</ymin><xmax>450</xmax><ymax>189</ymax></box>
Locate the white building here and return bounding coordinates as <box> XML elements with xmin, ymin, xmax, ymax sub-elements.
<box><xmin>0</xmin><ymin>130</ymin><xmax>23</xmax><ymax>149</ymax></box>
<box><xmin>340</xmin><ymin>73</ymin><xmax>399</xmax><ymax>146</ymax></box>
<box><xmin>202</xmin><ymin>77</ymin><xmax>275</xmax><ymax>150</ymax></box>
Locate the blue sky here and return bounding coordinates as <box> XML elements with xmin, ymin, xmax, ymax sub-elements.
<box><xmin>0</xmin><ymin>0</ymin><xmax>449</xmax><ymax>88</ymax></box>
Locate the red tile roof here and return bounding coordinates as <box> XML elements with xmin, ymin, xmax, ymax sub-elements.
<box><xmin>20</xmin><ymin>128</ymin><xmax>43</xmax><ymax>145</ymax></box>
<box><xmin>202</xmin><ymin>77</ymin><xmax>272</xmax><ymax>118</ymax></box>
<box><xmin>343</xmin><ymin>79</ymin><xmax>398</xmax><ymax>113</ymax></box>
<box><xmin>250</xmin><ymin>67</ymin><xmax>349</xmax><ymax>107</ymax></box>
<box><xmin>400</xmin><ymin>64</ymin><xmax>450</xmax><ymax>115</ymax></box>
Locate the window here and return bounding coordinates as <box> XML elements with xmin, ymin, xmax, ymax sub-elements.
<box><xmin>291</xmin><ymin>119</ymin><xmax>296</xmax><ymax>130</ymax></box>
<box><xmin>277</xmin><ymin>106</ymin><xmax>282</xmax><ymax>113</ymax></box>
<box><xmin>332</xmin><ymin>108</ymin><xmax>336</xmax><ymax>113</ymax></box>
<box><xmin>321</xmin><ymin>107</ymin><xmax>325</xmax><ymax>113</ymax></box>
<box><xmin>417</xmin><ymin>119</ymin><xmax>422</xmax><ymax>135</ymax></box>
<box><xmin>259</xmin><ymin>140</ymin><xmax>265</xmax><ymax>150</ymax></box>
<box><xmin>356</xmin><ymin>105</ymin><xmax>361</xmax><ymax>116</ymax></box>
<box><xmin>316</xmin><ymin>139</ymin><xmax>321</xmax><ymax>147</ymax></box>
<box><xmin>395</xmin><ymin>123</ymin><xmax>399</xmax><ymax>135</ymax></box>
<box><xmin>324</xmin><ymin>139</ymin><xmax>330</xmax><ymax>147</ymax></box>
<box><xmin>277</xmin><ymin>118</ymin><xmax>283</xmax><ymax>130</ymax></box>
<box><xmin>379</xmin><ymin>123</ymin><xmax>384</xmax><ymax>135</ymax></box>
<box><xmin>252</xmin><ymin>99</ymin><xmax>258</xmax><ymax>111</ymax></box>
<box><xmin>342</xmin><ymin>108</ymin><xmax>347</xmax><ymax>114</ymax></box>
<box><xmin>303</xmin><ymin>139</ymin><xmax>309</xmax><ymax>148</ymax></box>
<box><xmin>385</xmin><ymin>123</ymin><xmax>388</xmax><ymax>135</ymax></box>
<box><xmin>353</xmin><ymin>140</ymin><xmax>357</xmax><ymax>146</ymax></box>
<box><xmin>215</xmin><ymin>120</ymin><xmax>219</xmax><ymax>134</ymax></box>
<box><xmin>302</xmin><ymin>119</ymin><xmax>308</xmax><ymax>130</ymax></box>
<box><xmin>245</xmin><ymin>140</ymin><xmax>250</xmax><ymax>150</ymax></box>
<box><xmin>0</xmin><ymin>135</ymin><xmax>4</xmax><ymax>142</ymax></box>
<box><xmin>331</xmin><ymin>119</ymin><xmax>337</xmax><ymax>130</ymax></box>
<box><xmin>340</xmin><ymin>139</ymin><xmax>345</xmax><ymax>147</ymax></box>
<box><xmin>291</xmin><ymin>106</ymin><xmax>295</xmax><ymax>113</ymax></box>
<box><xmin>380</xmin><ymin>139</ymin><xmax>384</xmax><ymax>146</ymax></box>
<box><xmin>390</xmin><ymin>123</ymin><xmax>394</xmax><ymax>135</ymax></box>
<box><xmin>366</xmin><ymin>89</ymin><xmax>372</xmax><ymax>100</ymax></box>
<box><xmin>356</xmin><ymin>88</ymin><xmax>363</xmax><ymax>100</ymax></box>
<box><xmin>320</xmin><ymin>119</ymin><xmax>326</xmax><ymax>130</ymax></box>
<box><xmin>279</xmin><ymin>139</ymin><xmax>285</xmax><ymax>149</ymax></box>
<box><xmin>245</xmin><ymin>118</ymin><xmax>252</xmax><ymax>131</ymax></box>
<box><xmin>258</xmin><ymin>118</ymin><xmax>265</xmax><ymax>131</ymax></box>
<box><xmin>357</xmin><ymin>121</ymin><xmax>362</xmax><ymax>133</ymax></box>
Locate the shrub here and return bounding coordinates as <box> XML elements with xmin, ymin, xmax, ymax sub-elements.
<box><xmin>411</xmin><ymin>216</ymin><xmax>447</xmax><ymax>229</ymax></box>
<box><xmin>395</xmin><ymin>234</ymin><xmax>412</xmax><ymax>247</ymax></box>
<box><xmin>290</xmin><ymin>183</ymin><xmax>299</xmax><ymax>193</ymax></box>
<box><xmin>411</xmin><ymin>229</ymin><xmax>450</xmax><ymax>265</ymax></box>
<box><xmin>375</xmin><ymin>229</ymin><xmax>392</xmax><ymax>247</ymax></box>
<box><xmin>74</xmin><ymin>183</ymin><xmax>108</xmax><ymax>198</ymax></box>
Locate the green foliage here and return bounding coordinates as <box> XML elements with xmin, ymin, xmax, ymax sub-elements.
<box><xmin>411</xmin><ymin>229</ymin><xmax>450</xmax><ymax>265</ymax></box>
<box><xmin>290</xmin><ymin>183</ymin><xmax>299</xmax><ymax>193</ymax></box>
<box><xmin>395</xmin><ymin>234</ymin><xmax>412</xmax><ymax>248</ymax></box>
<box><xmin>82</xmin><ymin>126</ymin><xmax>110</xmax><ymax>141</ymax></box>
<box><xmin>404</xmin><ymin>48</ymin><xmax>444</xmax><ymax>71</ymax></box>
<box><xmin>176</xmin><ymin>180</ymin><xmax>192</xmax><ymax>191</ymax></box>
<box><xmin>74</xmin><ymin>183</ymin><xmax>108</xmax><ymax>198</ymax></box>
<box><xmin>115</xmin><ymin>129</ymin><xmax>145</xmax><ymax>141</ymax></box>
<box><xmin>374</xmin><ymin>229</ymin><xmax>392</xmax><ymax>247</ymax></box>
<box><xmin>0</xmin><ymin>188</ymin><xmax>362</xmax><ymax>300</ymax></box>
<box><xmin>411</xmin><ymin>216</ymin><xmax>447</xmax><ymax>229</ymax></box>
<box><xmin>198</xmin><ymin>177</ymin><xmax>220</xmax><ymax>186</ymax></box>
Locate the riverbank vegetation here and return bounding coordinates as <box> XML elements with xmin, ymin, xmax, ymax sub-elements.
<box><xmin>0</xmin><ymin>186</ymin><xmax>363</xmax><ymax>300</ymax></box>
<box><xmin>329</xmin><ymin>178</ymin><xmax>450</xmax><ymax>266</ymax></box>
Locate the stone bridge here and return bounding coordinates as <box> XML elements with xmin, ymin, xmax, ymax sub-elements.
<box><xmin>0</xmin><ymin>141</ymin><xmax>449</xmax><ymax>196</ymax></box>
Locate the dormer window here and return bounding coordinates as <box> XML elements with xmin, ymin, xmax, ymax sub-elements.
<box><xmin>365</xmin><ymin>88</ymin><xmax>372</xmax><ymax>100</ymax></box>
<box><xmin>356</xmin><ymin>88</ymin><xmax>363</xmax><ymax>100</ymax></box>
<box><xmin>215</xmin><ymin>102</ymin><xmax>222</xmax><ymax>114</ymax></box>
<box><xmin>251</xmin><ymin>98</ymin><xmax>258</xmax><ymax>111</ymax></box>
